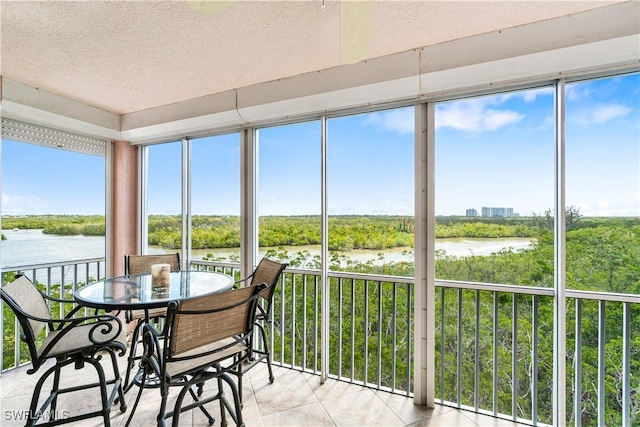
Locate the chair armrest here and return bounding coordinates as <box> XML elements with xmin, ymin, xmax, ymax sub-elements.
<box><xmin>4</xmin><ymin>302</ymin><xmax>118</xmax><ymax>331</ymax></box>
<box><xmin>234</xmin><ymin>275</ymin><xmax>253</xmax><ymax>289</ymax></box>
<box><xmin>42</xmin><ymin>292</ymin><xmax>76</xmax><ymax>305</ymax></box>
<box><xmin>256</xmin><ymin>303</ymin><xmax>267</xmax><ymax>319</ymax></box>
<box><xmin>38</xmin><ymin>313</ymin><xmax>126</xmax><ymax>359</ymax></box>
<box><xmin>50</xmin><ymin>312</ymin><xmax>121</xmax><ymax>330</ymax></box>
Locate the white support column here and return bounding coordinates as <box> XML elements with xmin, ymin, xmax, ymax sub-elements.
<box><xmin>414</xmin><ymin>103</ymin><xmax>435</xmax><ymax>407</ymax></box>
<box><xmin>240</xmin><ymin>128</ymin><xmax>258</xmax><ymax>279</ymax></box>
<box><xmin>320</xmin><ymin>115</ymin><xmax>329</xmax><ymax>384</ymax></box>
<box><xmin>553</xmin><ymin>80</ymin><xmax>567</xmax><ymax>426</ymax></box>
<box><xmin>181</xmin><ymin>138</ymin><xmax>191</xmax><ymax>269</ymax></box>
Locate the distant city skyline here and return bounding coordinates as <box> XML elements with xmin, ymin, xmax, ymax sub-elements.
<box><xmin>464</xmin><ymin>207</ymin><xmax>518</xmax><ymax>218</ymax></box>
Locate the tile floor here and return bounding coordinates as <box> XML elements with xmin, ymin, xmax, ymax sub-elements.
<box><xmin>0</xmin><ymin>356</ymin><xmax>530</xmax><ymax>427</ymax></box>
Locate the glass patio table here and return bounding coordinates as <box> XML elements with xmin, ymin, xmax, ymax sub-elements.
<box><xmin>74</xmin><ymin>270</ymin><xmax>235</xmax><ymax>312</ymax></box>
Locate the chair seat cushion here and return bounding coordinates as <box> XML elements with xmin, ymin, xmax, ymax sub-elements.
<box><xmin>38</xmin><ymin>320</ymin><xmax>126</xmax><ymax>358</ymax></box>
<box><xmin>166</xmin><ymin>337</ymin><xmax>247</xmax><ymax>378</ymax></box>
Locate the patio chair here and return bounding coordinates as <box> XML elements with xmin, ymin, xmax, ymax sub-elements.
<box><xmin>232</xmin><ymin>257</ymin><xmax>287</xmax><ymax>400</ymax></box>
<box><xmin>127</xmin><ymin>282</ymin><xmax>268</xmax><ymax>427</ymax></box>
<box><xmin>0</xmin><ymin>275</ymin><xmax>127</xmax><ymax>426</ymax></box>
<box><xmin>122</xmin><ymin>252</ymin><xmax>180</xmax><ymax>391</ymax></box>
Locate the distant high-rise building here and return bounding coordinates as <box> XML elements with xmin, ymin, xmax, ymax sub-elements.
<box><xmin>466</xmin><ymin>208</ymin><xmax>478</xmax><ymax>217</ymax></box>
<box><xmin>492</xmin><ymin>207</ymin><xmax>506</xmax><ymax>217</ymax></box>
<box><xmin>481</xmin><ymin>206</ymin><xmax>517</xmax><ymax>217</ymax></box>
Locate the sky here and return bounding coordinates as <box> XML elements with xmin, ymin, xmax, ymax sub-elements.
<box><xmin>2</xmin><ymin>73</ymin><xmax>639</xmax><ymax>218</ymax></box>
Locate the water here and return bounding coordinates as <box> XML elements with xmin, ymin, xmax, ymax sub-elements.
<box><xmin>2</xmin><ymin>229</ymin><xmax>105</xmax><ymax>268</ymax></box>
<box><xmin>2</xmin><ymin>229</ymin><xmax>532</xmax><ymax>269</ymax></box>
<box><xmin>1</xmin><ymin>229</ymin><xmax>106</xmax><ymax>285</ymax></box>
<box><xmin>182</xmin><ymin>237</ymin><xmax>533</xmax><ymax>266</ymax></box>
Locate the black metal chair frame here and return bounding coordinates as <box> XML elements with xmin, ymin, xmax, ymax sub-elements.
<box><xmin>0</xmin><ymin>275</ymin><xmax>127</xmax><ymax>427</ymax></box>
<box><xmin>232</xmin><ymin>258</ymin><xmax>288</xmax><ymax>401</ymax></box>
<box><xmin>122</xmin><ymin>252</ymin><xmax>180</xmax><ymax>392</ymax></box>
<box><xmin>126</xmin><ymin>283</ymin><xmax>267</xmax><ymax>427</ymax></box>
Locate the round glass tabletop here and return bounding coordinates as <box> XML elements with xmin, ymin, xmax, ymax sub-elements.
<box><xmin>74</xmin><ymin>270</ymin><xmax>234</xmax><ymax>310</ymax></box>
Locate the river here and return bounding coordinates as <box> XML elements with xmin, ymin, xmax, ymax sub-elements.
<box><xmin>2</xmin><ymin>229</ymin><xmax>533</xmax><ymax>269</ymax></box>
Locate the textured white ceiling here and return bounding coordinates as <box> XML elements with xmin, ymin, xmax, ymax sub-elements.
<box><xmin>0</xmin><ymin>0</ymin><xmax>624</xmax><ymax>115</ymax></box>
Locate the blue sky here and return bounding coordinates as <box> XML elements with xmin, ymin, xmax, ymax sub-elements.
<box><xmin>1</xmin><ymin>142</ymin><xmax>106</xmax><ymax>215</ymax></box>
<box><xmin>2</xmin><ymin>73</ymin><xmax>638</xmax><ymax>217</ymax></box>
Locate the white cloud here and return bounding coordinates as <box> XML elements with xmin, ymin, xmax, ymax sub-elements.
<box><xmin>591</xmin><ymin>104</ymin><xmax>632</xmax><ymax>124</ymax></box>
<box><xmin>483</xmin><ymin>110</ymin><xmax>525</xmax><ymax>130</ymax></box>
<box><xmin>570</xmin><ymin>102</ymin><xmax>632</xmax><ymax>125</ymax></box>
<box><xmin>523</xmin><ymin>88</ymin><xmax>549</xmax><ymax>102</ymax></box>
<box><xmin>366</xmin><ymin>88</ymin><xmax>553</xmax><ymax>134</ymax></box>
<box><xmin>1</xmin><ymin>194</ymin><xmax>44</xmax><ymax>215</ymax></box>
<box><xmin>497</xmin><ymin>87</ymin><xmax>552</xmax><ymax>104</ymax></box>
<box><xmin>364</xmin><ymin>108</ymin><xmax>414</xmax><ymax>134</ymax></box>
<box><xmin>565</xmin><ymin>83</ymin><xmax>592</xmax><ymax>101</ymax></box>
<box><xmin>435</xmin><ymin>99</ymin><xmax>524</xmax><ymax>132</ymax></box>
<box><xmin>574</xmin><ymin>200</ymin><xmax>639</xmax><ymax>217</ymax></box>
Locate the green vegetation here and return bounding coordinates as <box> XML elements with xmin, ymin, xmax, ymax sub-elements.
<box><xmin>5</xmin><ymin>214</ymin><xmax>538</xmax><ymax>250</ymax></box>
<box><xmin>2</xmin><ymin>211</ymin><xmax>638</xmax><ymax>425</ymax></box>
<box><xmin>2</xmin><ymin>215</ymin><xmax>105</xmax><ymax>236</ymax></box>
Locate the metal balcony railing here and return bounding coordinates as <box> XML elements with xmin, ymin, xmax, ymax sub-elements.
<box><xmin>191</xmin><ymin>259</ymin><xmax>638</xmax><ymax>426</ymax></box>
<box><xmin>2</xmin><ymin>258</ymin><xmax>638</xmax><ymax>426</ymax></box>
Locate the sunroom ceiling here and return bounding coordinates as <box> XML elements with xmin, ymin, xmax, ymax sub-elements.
<box><xmin>0</xmin><ymin>0</ymin><xmax>630</xmax><ymax>117</ymax></box>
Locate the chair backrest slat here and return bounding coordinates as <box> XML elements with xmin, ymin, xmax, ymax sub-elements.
<box><xmin>249</xmin><ymin>258</ymin><xmax>287</xmax><ymax>312</ymax></box>
<box><xmin>250</xmin><ymin>258</ymin><xmax>286</xmax><ymax>288</ymax></box>
<box><xmin>169</xmin><ymin>285</ymin><xmax>261</xmax><ymax>356</ymax></box>
<box><xmin>1</xmin><ymin>275</ymin><xmax>51</xmax><ymax>338</ymax></box>
<box><xmin>125</xmin><ymin>253</ymin><xmax>180</xmax><ymax>275</ymax></box>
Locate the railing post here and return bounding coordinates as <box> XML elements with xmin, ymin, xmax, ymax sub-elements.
<box><xmin>598</xmin><ymin>301</ymin><xmax>606</xmax><ymax>426</ymax></box>
<box><xmin>575</xmin><ymin>299</ymin><xmax>582</xmax><ymax>427</ymax></box>
<box><xmin>622</xmin><ymin>302</ymin><xmax>631</xmax><ymax>427</ymax></box>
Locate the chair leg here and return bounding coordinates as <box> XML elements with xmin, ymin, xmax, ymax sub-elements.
<box><xmin>170</xmin><ymin>384</ymin><xmax>191</xmax><ymax>427</ymax></box>
<box><xmin>156</xmin><ymin>384</ymin><xmax>170</xmax><ymax>427</ymax></box>
<box><xmin>28</xmin><ymin>365</ymin><xmax>60</xmax><ymax>426</ymax></box>
<box><xmin>217</xmin><ymin>376</ymin><xmax>228</xmax><ymax>427</ymax></box>
<box><xmin>26</xmin><ymin>353</ymin><xmax>123</xmax><ymax>427</ymax></box>
<box><xmin>219</xmin><ymin>373</ymin><xmax>244</xmax><ymax>427</ymax></box>
<box><xmin>123</xmin><ymin>319</ymin><xmax>144</xmax><ymax>392</ymax></box>
<box><xmin>50</xmin><ymin>363</ymin><xmax>62</xmax><ymax>414</ymax></box>
<box><xmin>266</xmin><ymin>352</ymin><xmax>274</xmax><ymax>383</ymax></box>
<box><xmin>125</xmin><ymin>369</ymin><xmax>147</xmax><ymax>427</ymax></box>
<box><xmin>26</xmin><ymin>356</ymin><xmax>81</xmax><ymax>426</ymax></box>
<box><xmin>258</xmin><ymin>322</ymin><xmax>275</xmax><ymax>383</ymax></box>
<box><xmin>236</xmin><ymin>369</ymin><xmax>244</xmax><ymax>404</ymax></box>
<box><xmin>83</xmin><ymin>356</ymin><xmax>113</xmax><ymax>427</ymax></box>
<box><xmin>107</xmin><ymin>347</ymin><xmax>127</xmax><ymax>413</ymax></box>
<box><xmin>187</xmin><ymin>385</ymin><xmax>215</xmax><ymax>425</ymax></box>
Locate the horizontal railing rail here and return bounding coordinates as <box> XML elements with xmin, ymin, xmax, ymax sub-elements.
<box><xmin>2</xmin><ymin>258</ymin><xmax>637</xmax><ymax>426</ymax></box>
<box><xmin>187</xmin><ymin>259</ymin><xmax>242</xmax><ymax>279</ymax></box>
